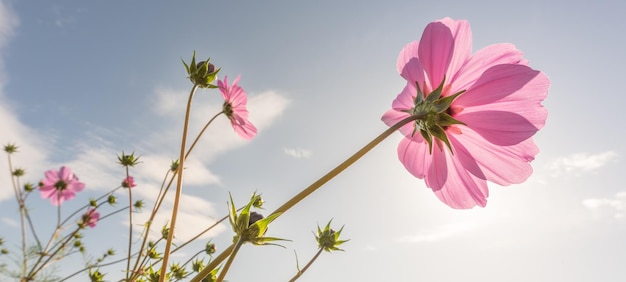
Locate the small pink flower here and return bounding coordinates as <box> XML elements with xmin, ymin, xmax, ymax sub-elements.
<box><xmin>81</xmin><ymin>208</ymin><xmax>100</xmax><ymax>228</ymax></box>
<box><xmin>122</xmin><ymin>176</ymin><xmax>136</xmax><ymax>188</ymax></box>
<box><xmin>218</xmin><ymin>75</ymin><xmax>258</xmax><ymax>140</ymax></box>
<box><xmin>39</xmin><ymin>166</ymin><xmax>86</xmax><ymax>206</ymax></box>
<box><xmin>382</xmin><ymin>18</ymin><xmax>549</xmax><ymax>209</ymax></box>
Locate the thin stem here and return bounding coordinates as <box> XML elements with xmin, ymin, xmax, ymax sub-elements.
<box><xmin>216</xmin><ymin>237</ymin><xmax>245</xmax><ymax>282</ymax></box>
<box><xmin>125</xmin><ymin>167</ymin><xmax>133</xmax><ymax>281</ymax></box>
<box><xmin>189</xmin><ymin>114</ymin><xmax>421</xmax><ymax>281</ymax></box>
<box><xmin>159</xmin><ymin>84</ymin><xmax>199</xmax><ymax>281</ymax></box>
<box><xmin>6</xmin><ymin>154</ymin><xmax>28</xmax><ymax>278</ymax></box>
<box><xmin>288</xmin><ymin>248</ymin><xmax>324</xmax><ymax>282</ymax></box>
<box><xmin>189</xmin><ymin>244</ymin><xmax>234</xmax><ymax>282</ymax></box>
<box><xmin>130</xmin><ymin>109</ymin><xmax>222</xmax><ymax>279</ymax></box>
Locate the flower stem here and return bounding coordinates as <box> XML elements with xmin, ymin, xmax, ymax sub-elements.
<box><xmin>190</xmin><ymin>114</ymin><xmax>422</xmax><ymax>281</ymax></box>
<box><xmin>159</xmin><ymin>84</ymin><xmax>199</xmax><ymax>281</ymax></box>
<box><xmin>216</xmin><ymin>237</ymin><xmax>245</xmax><ymax>282</ymax></box>
<box><xmin>288</xmin><ymin>248</ymin><xmax>324</xmax><ymax>282</ymax></box>
<box><xmin>125</xmin><ymin>167</ymin><xmax>133</xmax><ymax>281</ymax></box>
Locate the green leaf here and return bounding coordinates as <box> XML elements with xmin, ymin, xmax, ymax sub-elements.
<box><xmin>414</xmin><ymin>81</ymin><xmax>425</xmax><ymax>105</ymax></box>
<box><xmin>420</xmin><ymin>129</ymin><xmax>433</xmax><ymax>154</ymax></box>
<box><xmin>437</xmin><ymin>112</ymin><xmax>466</xmax><ymax>127</ymax></box>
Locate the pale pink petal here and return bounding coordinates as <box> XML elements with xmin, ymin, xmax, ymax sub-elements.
<box><xmin>455</xmin><ymin>64</ymin><xmax>548</xmax><ymax>109</ymax></box>
<box><xmin>451</xmin><ymin>43</ymin><xmax>526</xmax><ymax>91</ymax></box>
<box><xmin>398</xmin><ymin>138</ymin><xmax>433</xmax><ymax>180</ymax></box>
<box><xmin>437</xmin><ymin>18</ymin><xmax>473</xmax><ymax>84</ymax></box>
<box><xmin>433</xmin><ymin>168</ymin><xmax>488</xmax><ymax>209</ymax></box>
<box><xmin>397</xmin><ymin>41</ymin><xmax>426</xmax><ymax>84</ymax></box>
<box><xmin>391</xmin><ymin>83</ymin><xmax>417</xmax><ymax>111</ymax></box>
<box><xmin>418</xmin><ymin>21</ymin><xmax>455</xmax><ymax>89</ymax></box>
<box><xmin>458</xmin><ymin>110</ymin><xmax>541</xmax><ymax>146</ymax></box>
<box><xmin>233</xmin><ymin>119</ymin><xmax>258</xmax><ymax>140</ymax></box>
<box><xmin>59</xmin><ymin>166</ymin><xmax>72</xmax><ymax>181</ymax></box>
<box><xmin>423</xmin><ymin>146</ymin><xmax>449</xmax><ymax>190</ymax></box>
<box><xmin>44</xmin><ymin>169</ymin><xmax>60</xmax><ymax>183</ymax></box>
<box><xmin>454</xmin><ymin>127</ymin><xmax>538</xmax><ymax>185</ymax></box>
<box><xmin>382</xmin><ymin>110</ymin><xmax>415</xmax><ymax>138</ymax></box>
<box><xmin>68</xmin><ymin>181</ymin><xmax>86</xmax><ymax>193</ymax></box>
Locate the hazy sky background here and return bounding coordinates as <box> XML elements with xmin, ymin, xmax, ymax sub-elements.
<box><xmin>1</xmin><ymin>1</ymin><xmax>625</xmax><ymax>281</ymax></box>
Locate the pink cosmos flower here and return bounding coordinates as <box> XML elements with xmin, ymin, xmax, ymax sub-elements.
<box><xmin>122</xmin><ymin>176</ymin><xmax>136</xmax><ymax>188</ymax></box>
<box><xmin>218</xmin><ymin>75</ymin><xmax>257</xmax><ymax>140</ymax></box>
<box><xmin>382</xmin><ymin>18</ymin><xmax>549</xmax><ymax>209</ymax></box>
<box><xmin>81</xmin><ymin>208</ymin><xmax>100</xmax><ymax>228</ymax></box>
<box><xmin>39</xmin><ymin>166</ymin><xmax>86</xmax><ymax>206</ymax></box>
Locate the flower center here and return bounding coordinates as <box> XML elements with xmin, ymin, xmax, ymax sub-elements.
<box><xmin>223</xmin><ymin>101</ymin><xmax>233</xmax><ymax>117</ymax></box>
<box><xmin>408</xmin><ymin>78</ymin><xmax>466</xmax><ymax>154</ymax></box>
<box><xmin>54</xmin><ymin>180</ymin><xmax>67</xmax><ymax>191</ymax></box>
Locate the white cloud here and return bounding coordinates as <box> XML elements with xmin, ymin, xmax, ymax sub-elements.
<box><xmin>283</xmin><ymin>147</ymin><xmax>312</xmax><ymax>159</ymax></box>
<box><xmin>582</xmin><ymin>192</ymin><xmax>626</xmax><ymax>219</ymax></box>
<box><xmin>396</xmin><ymin>222</ymin><xmax>474</xmax><ymax>243</ymax></box>
<box><xmin>1</xmin><ymin>216</ymin><xmax>18</xmax><ymax>227</ymax></box>
<box><xmin>547</xmin><ymin>151</ymin><xmax>619</xmax><ymax>177</ymax></box>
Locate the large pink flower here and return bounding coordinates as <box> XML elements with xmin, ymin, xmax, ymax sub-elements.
<box><xmin>382</xmin><ymin>18</ymin><xmax>549</xmax><ymax>209</ymax></box>
<box><xmin>39</xmin><ymin>166</ymin><xmax>86</xmax><ymax>206</ymax></box>
<box><xmin>218</xmin><ymin>75</ymin><xmax>257</xmax><ymax>140</ymax></box>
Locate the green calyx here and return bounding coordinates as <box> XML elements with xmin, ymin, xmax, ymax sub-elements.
<box><xmin>408</xmin><ymin>78</ymin><xmax>466</xmax><ymax>154</ymax></box>
<box><xmin>228</xmin><ymin>192</ymin><xmax>288</xmax><ymax>246</ymax></box>
<box><xmin>183</xmin><ymin>51</ymin><xmax>220</xmax><ymax>88</ymax></box>
<box><xmin>316</xmin><ymin>220</ymin><xmax>349</xmax><ymax>252</ymax></box>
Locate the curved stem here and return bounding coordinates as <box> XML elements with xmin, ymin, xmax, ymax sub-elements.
<box><xmin>159</xmin><ymin>84</ymin><xmax>199</xmax><ymax>281</ymax></box>
<box><xmin>216</xmin><ymin>237</ymin><xmax>245</xmax><ymax>282</ymax></box>
<box><xmin>185</xmin><ymin>111</ymin><xmax>223</xmax><ymax>160</ymax></box>
<box><xmin>190</xmin><ymin>114</ymin><xmax>421</xmax><ymax>281</ymax></box>
<box><xmin>288</xmin><ymin>248</ymin><xmax>324</xmax><ymax>282</ymax></box>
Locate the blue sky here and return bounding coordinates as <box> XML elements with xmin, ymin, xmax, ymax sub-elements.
<box><xmin>1</xmin><ymin>0</ymin><xmax>625</xmax><ymax>281</ymax></box>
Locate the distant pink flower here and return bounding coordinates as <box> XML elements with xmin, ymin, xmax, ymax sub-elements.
<box><xmin>122</xmin><ymin>176</ymin><xmax>136</xmax><ymax>188</ymax></box>
<box><xmin>39</xmin><ymin>166</ymin><xmax>86</xmax><ymax>206</ymax></box>
<box><xmin>218</xmin><ymin>75</ymin><xmax>257</xmax><ymax>140</ymax></box>
<box><xmin>382</xmin><ymin>18</ymin><xmax>549</xmax><ymax>209</ymax></box>
<box><xmin>81</xmin><ymin>208</ymin><xmax>100</xmax><ymax>228</ymax></box>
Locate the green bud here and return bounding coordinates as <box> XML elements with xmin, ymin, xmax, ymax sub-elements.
<box><xmin>23</xmin><ymin>183</ymin><xmax>35</xmax><ymax>192</ymax></box>
<box><xmin>1</xmin><ymin>248</ymin><xmax>8</xmax><ymax>255</ymax></box>
<box><xmin>252</xmin><ymin>194</ymin><xmax>264</xmax><ymax>209</ymax></box>
<box><xmin>205</xmin><ymin>241</ymin><xmax>216</xmax><ymax>255</ymax></box>
<box><xmin>170</xmin><ymin>263</ymin><xmax>187</xmax><ymax>280</ymax></box>
<box><xmin>170</xmin><ymin>160</ymin><xmax>179</xmax><ymax>172</ymax></box>
<box><xmin>134</xmin><ymin>200</ymin><xmax>144</xmax><ymax>210</ymax></box>
<box><xmin>107</xmin><ymin>249</ymin><xmax>115</xmax><ymax>256</ymax></box>
<box><xmin>117</xmin><ymin>151</ymin><xmax>141</xmax><ymax>167</ymax></box>
<box><xmin>89</xmin><ymin>198</ymin><xmax>98</xmax><ymax>207</ymax></box>
<box><xmin>161</xmin><ymin>225</ymin><xmax>170</xmax><ymax>240</ymax></box>
<box><xmin>108</xmin><ymin>194</ymin><xmax>117</xmax><ymax>205</ymax></box>
<box><xmin>182</xmin><ymin>51</ymin><xmax>220</xmax><ymax>88</ymax></box>
<box><xmin>89</xmin><ymin>269</ymin><xmax>105</xmax><ymax>282</ymax></box>
<box><xmin>316</xmin><ymin>220</ymin><xmax>349</xmax><ymax>252</ymax></box>
<box><xmin>192</xmin><ymin>258</ymin><xmax>205</xmax><ymax>272</ymax></box>
<box><xmin>3</xmin><ymin>143</ymin><xmax>18</xmax><ymax>154</ymax></box>
<box><xmin>12</xmin><ymin>168</ymin><xmax>25</xmax><ymax>177</ymax></box>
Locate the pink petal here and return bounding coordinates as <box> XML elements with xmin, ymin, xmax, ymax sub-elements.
<box><xmin>397</xmin><ymin>41</ymin><xmax>426</xmax><ymax>84</ymax></box>
<box><xmin>58</xmin><ymin>166</ymin><xmax>72</xmax><ymax>181</ymax></box>
<box><xmin>397</xmin><ymin>138</ymin><xmax>433</xmax><ymax>180</ymax></box>
<box><xmin>233</xmin><ymin>119</ymin><xmax>258</xmax><ymax>140</ymax></box>
<box><xmin>44</xmin><ymin>169</ymin><xmax>60</xmax><ymax>182</ymax></box>
<box><xmin>433</xmin><ymin>168</ymin><xmax>488</xmax><ymax>209</ymax></box>
<box><xmin>459</xmin><ymin>110</ymin><xmax>542</xmax><ymax>146</ymax></box>
<box><xmin>455</xmin><ymin>64</ymin><xmax>548</xmax><ymax>109</ymax></box>
<box><xmin>418</xmin><ymin>21</ymin><xmax>455</xmax><ymax>89</ymax></box>
<box><xmin>437</xmin><ymin>18</ymin><xmax>473</xmax><ymax>85</ymax></box>
<box><xmin>451</xmin><ymin>43</ymin><xmax>527</xmax><ymax>91</ymax></box>
<box><xmin>453</xmin><ymin>127</ymin><xmax>538</xmax><ymax>185</ymax></box>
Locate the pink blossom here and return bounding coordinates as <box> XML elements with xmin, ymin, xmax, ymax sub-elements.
<box><xmin>81</xmin><ymin>208</ymin><xmax>100</xmax><ymax>228</ymax></box>
<box><xmin>39</xmin><ymin>166</ymin><xmax>86</xmax><ymax>206</ymax></box>
<box><xmin>218</xmin><ymin>75</ymin><xmax>257</xmax><ymax>140</ymax></box>
<box><xmin>122</xmin><ymin>176</ymin><xmax>136</xmax><ymax>188</ymax></box>
<box><xmin>382</xmin><ymin>18</ymin><xmax>549</xmax><ymax>209</ymax></box>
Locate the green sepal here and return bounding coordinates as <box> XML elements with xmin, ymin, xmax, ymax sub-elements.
<box><xmin>429</xmin><ymin>125</ymin><xmax>453</xmax><ymax>153</ymax></box>
<box><xmin>182</xmin><ymin>58</ymin><xmax>190</xmax><ymax>75</ymax></box>
<box><xmin>420</xmin><ymin>129</ymin><xmax>433</xmax><ymax>153</ymax></box>
<box><xmin>433</xmin><ymin>89</ymin><xmax>465</xmax><ymax>113</ymax></box>
<box><xmin>190</xmin><ymin>51</ymin><xmax>197</xmax><ymax>75</ymax></box>
<box><xmin>425</xmin><ymin>76</ymin><xmax>446</xmax><ymax>103</ymax></box>
<box><xmin>414</xmin><ymin>81</ymin><xmax>425</xmax><ymax>105</ymax></box>
<box><xmin>437</xmin><ymin>112</ymin><xmax>466</xmax><ymax>127</ymax></box>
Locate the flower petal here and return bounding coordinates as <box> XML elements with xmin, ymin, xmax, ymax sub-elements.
<box><xmin>437</xmin><ymin>18</ymin><xmax>473</xmax><ymax>84</ymax></box>
<box><xmin>451</xmin><ymin>43</ymin><xmax>527</xmax><ymax>91</ymax></box>
<box><xmin>419</xmin><ymin>21</ymin><xmax>455</xmax><ymax>89</ymax></box>
<box><xmin>397</xmin><ymin>41</ymin><xmax>426</xmax><ymax>84</ymax></box>
<box><xmin>454</xmin><ymin>127</ymin><xmax>538</xmax><ymax>185</ymax></box>
<box><xmin>397</xmin><ymin>137</ymin><xmax>433</xmax><ymax>180</ymax></box>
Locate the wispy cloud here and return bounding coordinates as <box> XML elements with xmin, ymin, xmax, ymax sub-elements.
<box><xmin>396</xmin><ymin>222</ymin><xmax>474</xmax><ymax>243</ymax></box>
<box><xmin>283</xmin><ymin>147</ymin><xmax>312</xmax><ymax>159</ymax></box>
<box><xmin>582</xmin><ymin>192</ymin><xmax>626</xmax><ymax>219</ymax></box>
<box><xmin>547</xmin><ymin>151</ymin><xmax>619</xmax><ymax>177</ymax></box>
